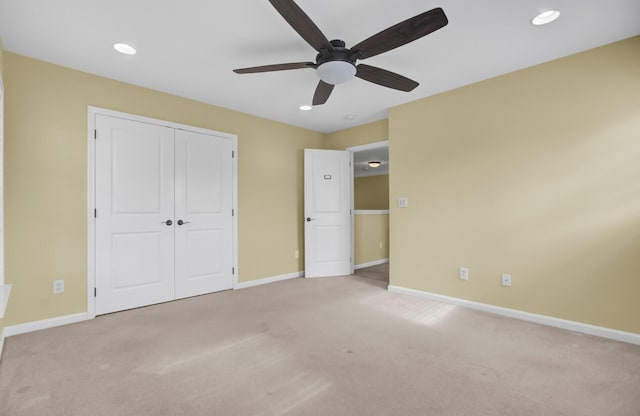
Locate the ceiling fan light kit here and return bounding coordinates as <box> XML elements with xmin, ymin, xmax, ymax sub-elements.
<box><xmin>316</xmin><ymin>58</ymin><xmax>357</xmax><ymax>84</ymax></box>
<box><xmin>233</xmin><ymin>0</ymin><xmax>448</xmax><ymax>106</ymax></box>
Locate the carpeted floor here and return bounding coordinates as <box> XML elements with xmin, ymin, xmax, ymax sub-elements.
<box><xmin>1</xmin><ymin>267</ymin><xmax>639</xmax><ymax>416</ymax></box>
<box><xmin>355</xmin><ymin>262</ymin><xmax>389</xmax><ymax>283</ymax></box>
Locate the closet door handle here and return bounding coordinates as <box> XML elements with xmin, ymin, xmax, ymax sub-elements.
<box><xmin>163</xmin><ymin>220</ymin><xmax>173</xmax><ymax>226</ymax></box>
<box><xmin>177</xmin><ymin>219</ymin><xmax>190</xmax><ymax>226</ymax></box>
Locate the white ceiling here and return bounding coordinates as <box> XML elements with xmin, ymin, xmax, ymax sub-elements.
<box><xmin>1</xmin><ymin>0</ymin><xmax>639</xmax><ymax>133</ymax></box>
<box><xmin>353</xmin><ymin>145</ymin><xmax>388</xmax><ymax>178</ymax></box>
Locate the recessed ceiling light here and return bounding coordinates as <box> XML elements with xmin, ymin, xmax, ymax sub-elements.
<box><xmin>113</xmin><ymin>43</ymin><xmax>137</xmax><ymax>55</ymax></box>
<box><xmin>300</xmin><ymin>105</ymin><xmax>312</xmax><ymax>111</ymax></box>
<box><xmin>345</xmin><ymin>114</ymin><xmax>357</xmax><ymax>120</ymax></box>
<box><xmin>532</xmin><ymin>10</ymin><xmax>560</xmax><ymax>26</ymax></box>
<box><xmin>368</xmin><ymin>161</ymin><xmax>381</xmax><ymax>168</ymax></box>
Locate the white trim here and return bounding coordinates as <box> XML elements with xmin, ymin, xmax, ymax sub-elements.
<box><xmin>388</xmin><ymin>285</ymin><xmax>640</xmax><ymax>346</ymax></box>
<box><xmin>355</xmin><ymin>258</ymin><xmax>389</xmax><ymax>270</ymax></box>
<box><xmin>0</xmin><ymin>283</ymin><xmax>11</xmax><ymax>318</ymax></box>
<box><xmin>354</xmin><ymin>210</ymin><xmax>389</xmax><ymax>215</ymax></box>
<box><xmin>87</xmin><ymin>109</ymin><xmax>96</xmax><ymax>319</ymax></box>
<box><xmin>0</xmin><ymin>77</ymin><xmax>5</xmax><ymax>287</ymax></box>
<box><xmin>3</xmin><ymin>312</ymin><xmax>89</xmax><ymax>338</ymax></box>
<box><xmin>87</xmin><ymin>106</ymin><xmax>238</xmax><ymax>318</ymax></box>
<box><xmin>356</xmin><ymin>171</ymin><xmax>389</xmax><ymax>178</ymax></box>
<box><xmin>0</xmin><ymin>328</ymin><xmax>5</xmax><ymax>361</ymax></box>
<box><xmin>346</xmin><ymin>140</ymin><xmax>389</xmax><ymax>153</ymax></box>
<box><xmin>0</xmin><ymin>327</ymin><xmax>5</xmax><ymax>360</ymax></box>
<box><xmin>346</xmin><ymin>140</ymin><xmax>389</xmax><ymax>272</ymax></box>
<box><xmin>88</xmin><ymin>107</ymin><xmax>237</xmax><ymax>140</ymax></box>
<box><xmin>350</xmin><ymin>152</ymin><xmax>355</xmax><ymax>275</ymax></box>
<box><xmin>235</xmin><ymin>272</ymin><xmax>303</xmax><ymax>289</ymax></box>
<box><xmin>232</xmin><ymin>141</ymin><xmax>239</xmax><ymax>289</ymax></box>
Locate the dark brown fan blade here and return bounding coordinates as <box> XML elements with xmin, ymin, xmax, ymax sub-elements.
<box><xmin>312</xmin><ymin>81</ymin><xmax>334</xmax><ymax>105</ymax></box>
<box><xmin>268</xmin><ymin>0</ymin><xmax>333</xmax><ymax>52</ymax></box>
<box><xmin>356</xmin><ymin>64</ymin><xmax>419</xmax><ymax>92</ymax></box>
<box><xmin>352</xmin><ymin>7</ymin><xmax>448</xmax><ymax>60</ymax></box>
<box><xmin>233</xmin><ymin>62</ymin><xmax>316</xmax><ymax>74</ymax></box>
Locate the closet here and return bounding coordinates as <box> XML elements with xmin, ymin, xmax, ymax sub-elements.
<box><xmin>92</xmin><ymin>111</ymin><xmax>236</xmax><ymax>315</ymax></box>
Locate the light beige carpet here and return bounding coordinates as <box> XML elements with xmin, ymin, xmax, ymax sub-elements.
<box><xmin>1</xmin><ymin>270</ymin><xmax>639</xmax><ymax>416</ymax></box>
<box><xmin>355</xmin><ymin>263</ymin><xmax>389</xmax><ymax>283</ymax></box>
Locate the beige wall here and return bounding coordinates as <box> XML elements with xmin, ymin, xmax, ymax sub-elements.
<box><xmin>325</xmin><ymin>119</ymin><xmax>388</xmax><ymax>150</ymax></box>
<box><xmin>389</xmin><ymin>36</ymin><xmax>640</xmax><ymax>334</ymax></box>
<box><xmin>2</xmin><ymin>52</ymin><xmax>324</xmax><ymax>326</ymax></box>
<box><xmin>3</xmin><ymin>34</ymin><xmax>639</xmax><ymax>339</ymax></box>
<box><xmin>354</xmin><ymin>214</ymin><xmax>389</xmax><ymax>266</ymax></box>
<box><xmin>354</xmin><ymin>175</ymin><xmax>389</xmax><ymax>210</ymax></box>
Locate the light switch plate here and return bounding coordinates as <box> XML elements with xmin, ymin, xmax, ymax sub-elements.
<box><xmin>459</xmin><ymin>267</ymin><xmax>469</xmax><ymax>281</ymax></box>
<box><xmin>398</xmin><ymin>197</ymin><xmax>409</xmax><ymax>208</ymax></box>
<box><xmin>53</xmin><ymin>279</ymin><xmax>65</xmax><ymax>294</ymax></box>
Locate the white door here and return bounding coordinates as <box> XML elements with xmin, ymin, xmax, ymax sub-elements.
<box><xmin>304</xmin><ymin>149</ymin><xmax>353</xmax><ymax>277</ymax></box>
<box><xmin>95</xmin><ymin>115</ymin><xmax>175</xmax><ymax>314</ymax></box>
<box><xmin>95</xmin><ymin>115</ymin><xmax>234</xmax><ymax>315</ymax></box>
<box><xmin>174</xmin><ymin>129</ymin><xmax>233</xmax><ymax>298</ymax></box>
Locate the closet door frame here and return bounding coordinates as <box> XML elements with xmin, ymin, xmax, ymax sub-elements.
<box><xmin>87</xmin><ymin>106</ymin><xmax>238</xmax><ymax>319</ymax></box>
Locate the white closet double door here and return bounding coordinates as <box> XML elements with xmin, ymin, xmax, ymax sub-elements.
<box><xmin>95</xmin><ymin>115</ymin><xmax>234</xmax><ymax>315</ymax></box>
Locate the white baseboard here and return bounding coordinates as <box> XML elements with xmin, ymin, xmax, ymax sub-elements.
<box><xmin>388</xmin><ymin>285</ymin><xmax>640</xmax><ymax>346</ymax></box>
<box><xmin>3</xmin><ymin>312</ymin><xmax>89</xmax><ymax>338</ymax></box>
<box><xmin>355</xmin><ymin>258</ymin><xmax>389</xmax><ymax>270</ymax></box>
<box><xmin>235</xmin><ymin>271</ymin><xmax>303</xmax><ymax>290</ymax></box>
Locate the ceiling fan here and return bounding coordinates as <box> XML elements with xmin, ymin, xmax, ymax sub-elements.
<box><xmin>233</xmin><ymin>0</ymin><xmax>448</xmax><ymax>106</ymax></box>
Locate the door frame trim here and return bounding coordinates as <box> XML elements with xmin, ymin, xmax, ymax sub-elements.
<box><xmin>86</xmin><ymin>106</ymin><xmax>238</xmax><ymax>319</ymax></box>
<box><xmin>346</xmin><ymin>140</ymin><xmax>388</xmax><ymax>274</ymax></box>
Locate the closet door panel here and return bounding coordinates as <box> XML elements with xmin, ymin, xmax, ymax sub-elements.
<box><xmin>95</xmin><ymin>115</ymin><xmax>175</xmax><ymax>314</ymax></box>
<box><xmin>174</xmin><ymin>130</ymin><xmax>233</xmax><ymax>299</ymax></box>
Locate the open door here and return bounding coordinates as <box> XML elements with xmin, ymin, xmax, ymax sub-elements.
<box><xmin>304</xmin><ymin>149</ymin><xmax>353</xmax><ymax>278</ymax></box>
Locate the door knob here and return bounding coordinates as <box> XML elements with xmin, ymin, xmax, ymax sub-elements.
<box><xmin>177</xmin><ymin>219</ymin><xmax>191</xmax><ymax>226</ymax></box>
<box><xmin>306</xmin><ymin>217</ymin><xmax>316</xmax><ymax>222</ymax></box>
<box><xmin>163</xmin><ymin>220</ymin><xmax>173</xmax><ymax>226</ymax></box>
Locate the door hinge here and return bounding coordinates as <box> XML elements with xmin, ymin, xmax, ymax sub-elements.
<box><xmin>94</xmin><ymin>129</ymin><xmax>97</xmax><ymax>139</ymax></box>
<box><xmin>94</xmin><ymin>209</ymin><xmax>97</xmax><ymax>218</ymax></box>
<box><xmin>232</xmin><ymin>150</ymin><xmax>235</xmax><ymax>158</ymax></box>
<box><xmin>232</xmin><ymin>209</ymin><xmax>235</xmax><ymax>217</ymax></box>
<box><xmin>94</xmin><ymin>288</ymin><xmax>97</xmax><ymax>297</ymax></box>
<box><xmin>232</xmin><ymin>267</ymin><xmax>235</xmax><ymax>275</ymax></box>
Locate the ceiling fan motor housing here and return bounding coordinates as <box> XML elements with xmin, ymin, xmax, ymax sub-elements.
<box><xmin>315</xmin><ymin>39</ymin><xmax>358</xmax><ymax>84</ymax></box>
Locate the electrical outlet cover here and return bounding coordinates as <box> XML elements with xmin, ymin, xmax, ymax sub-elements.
<box><xmin>53</xmin><ymin>279</ymin><xmax>65</xmax><ymax>294</ymax></box>
<box><xmin>501</xmin><ymin>274</ymin><xmax>511</xmax><ymax>287</ymax></box>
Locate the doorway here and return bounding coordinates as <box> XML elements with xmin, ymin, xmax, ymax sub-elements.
<box><xmin>347</xmin><ymin>141</ymin><xmax>390</xmax><ymax>284</ymax></box>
